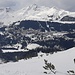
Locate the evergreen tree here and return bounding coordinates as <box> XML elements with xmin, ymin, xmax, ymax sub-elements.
<box><xmin>43</xmin><ymin>59</ymin><xmax>56</xmax><ymax>74</ymax></box>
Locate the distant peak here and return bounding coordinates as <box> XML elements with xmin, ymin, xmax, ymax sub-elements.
<box><xmin>32</xmin><ymin>4</ymin><xmax>38</xmax><ymax>7</ymax></box>
<box><xmin>0</xmin><ymin>7</ymin><xmax>12</xmax><ymax>13</ymax></box>
<box><xmin>50</xmin><ymin>6</ymin><xmax>59</xmax><ymax>10</ymax></box>
<box><xmin>30</xmin><ymin>4</ymin><xmax>38</xmax><ymax>10</ymax></box>
<box><xmin>6</xmin><ymin>7</ymin><xmax>11</xmax><ymax>12</ymax></box>
<box><xmin>0</xmin><ymin>7</ymin><xmax>5</xmax><ymax>12</ymax></box>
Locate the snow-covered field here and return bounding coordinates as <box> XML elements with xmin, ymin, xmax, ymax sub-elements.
<box><xmin>0</xmin><ymin>47</ymin><xmax>75</xmax><ymax>75</ymax></box>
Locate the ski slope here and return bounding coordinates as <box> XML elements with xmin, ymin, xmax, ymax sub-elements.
<box><xmin>0</xmin><ymin>47</ymin><xmax>75</xmax><ymax>75</ymax></box>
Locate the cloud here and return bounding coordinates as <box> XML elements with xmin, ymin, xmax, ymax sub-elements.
<box><xmin>59</xmin><ymin>0</ymin><xmax>75</xmax><ymax>11</ymax></box>
<box><xmin>0</xmin><ymin>0</ymin><xmax>75</xmax><ymax>11</ymax></box>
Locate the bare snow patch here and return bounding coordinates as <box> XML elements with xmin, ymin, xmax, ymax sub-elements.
<box><xmin>27</xmin><ymin>43</ymin><xmax>42</xmax><ymax>50</ymax></box>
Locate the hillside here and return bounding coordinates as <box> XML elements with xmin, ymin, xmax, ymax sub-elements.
<box><xmin>0</xmin><ymin>47</ymin><xmax>75</xmax><ymax>75</ymax></box>
<box><xmin>0</xmin><ymin>20</ymin><xmax>75</xmax><ymax>55</ymax></box>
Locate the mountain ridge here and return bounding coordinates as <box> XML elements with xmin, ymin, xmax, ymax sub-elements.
<box><xmin>0</xmin><ymin>4</ymin><xmax>75</xmax><ymax>26</ymax></box>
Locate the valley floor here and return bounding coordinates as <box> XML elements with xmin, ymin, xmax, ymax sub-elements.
<box><xmin>0</xmin><ymin>47</ymin><xmax>75</xmax><ymax>75</ymax></box>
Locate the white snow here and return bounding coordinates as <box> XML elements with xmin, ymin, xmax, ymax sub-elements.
<box><xmin>0</xmin><ymin>47</ymin><xmax>75</xmax><ymax>75</ymax></box>
<box><xmin>27</xmin><ymin>43</ymin><xmax>42</xmax><ymax>50</ymax></box>
<box><xmin>2</xmin><ymin>43</ymin><xmax>42</xmax><ymax>53</ymax></box>
<box><xmin>0</xmin><ymin>32</ymin><xmax>4</xmax><ymax>35</ymax></box>
<box><xmin>53</xmin><ymin>32</ymin><xmax>67</xmax><ymax>37</ymax></box>
<box><xmin>2</xmin><ymin>44</ymin><xmax>28</xmax><ymax>53</ymax></box>
<box><xmin>14</xmin><ymin>22</ymin><xmax>20</xmax><ymax>26</ymax></box>
<box><xmin>2</xmin><ymin>49</ymin><xmax>27</xmax><ymax>53</ymax></box>
<box><xmin>0</xmin><ymin>5</ymin><xmax>75</xmax><ymax>26</ymax></box>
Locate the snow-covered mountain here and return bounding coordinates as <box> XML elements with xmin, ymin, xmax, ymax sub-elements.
<box><xmin>0</xmin><ymin>5</ymin><xmax>75</xmax><ymax>75</ymax></box>
<box><xmin>0</xmin><ymin>4</ymin><xmax>75</xmax><ymax>26</ymax></box>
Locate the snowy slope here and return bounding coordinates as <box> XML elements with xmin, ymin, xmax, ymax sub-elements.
<box><xmin>0</xmin><ymin>47</ymin><xmax>75</xmax><ymax>75</ymax></box>
<box><xmin>0</xmin><ymin>7</ymin><xmax>14</xmax><ymax>26</ymax></box>
<box><xmin>1</xmin><ymin>4</ymin><xmax>75</xmax><ymax>26</ymax></box>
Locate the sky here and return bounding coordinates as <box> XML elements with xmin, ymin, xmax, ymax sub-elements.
<box><xmin>0</xmin><ymin>0</ymin><xmax>75</xmax><ymax>12</ymax></box>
